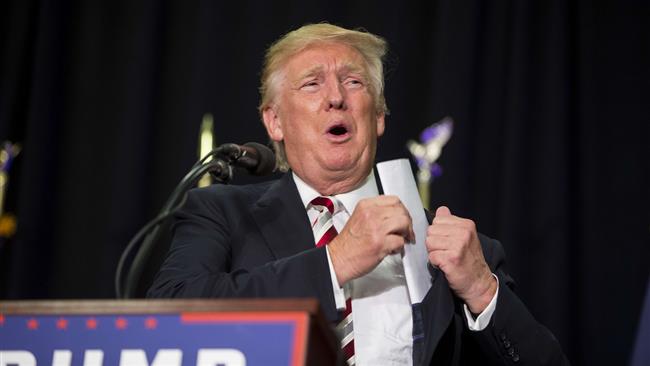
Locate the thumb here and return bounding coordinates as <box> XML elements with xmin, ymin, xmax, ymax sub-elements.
<box><xmin>435</xmin><ymin>206</ymin><xmax>452</xmax><ymax>217</ymax></box>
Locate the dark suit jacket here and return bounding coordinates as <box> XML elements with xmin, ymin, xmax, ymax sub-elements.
<box><xmin>148</xmin><ymin>173</ymin><xmax>569</xmax><ymax>365</ymax></box>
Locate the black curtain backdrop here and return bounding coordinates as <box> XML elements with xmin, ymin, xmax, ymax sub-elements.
<box><xmin>1</xmin><ymin>1</ymin><xmax>649</xmax><ymax>365</ymax></box>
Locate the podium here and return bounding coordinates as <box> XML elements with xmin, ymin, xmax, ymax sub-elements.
<box><xmin>0</xmin><ymin>299</ymin><xmax>339</xmax><ymax>366</ymax></box>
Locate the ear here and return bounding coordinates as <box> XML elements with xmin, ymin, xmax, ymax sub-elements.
<box><xmin>262</xmin><ymin>106</ymin><xmax>284</xmax><ymax>142</ymax></box>
<box><xmin>376</xmin><ymin>111</ymin><xmax>386</xmax><ymax>137</ymax></box>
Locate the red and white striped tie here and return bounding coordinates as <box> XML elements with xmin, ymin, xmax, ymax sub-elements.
<box><xmin>309</xmin><ymin>196</ymin><xmax>355</xmax><ymax>365</ymax></box>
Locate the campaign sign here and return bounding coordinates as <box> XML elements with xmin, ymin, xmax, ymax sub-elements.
<box><xmin>0</xmin><ymin>311</ymin><xmax>308</xmax><ymax>366</ymax></box>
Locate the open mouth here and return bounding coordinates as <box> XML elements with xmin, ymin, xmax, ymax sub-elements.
<box><xmin>325</xmin><ymin>122</ymin><xmax>352</xmax><ymax>142</ymax></box>
<box><xmin>328</xmin><ymin>125</ymin><xmax>348</xmax><ymax>136</ymax></box>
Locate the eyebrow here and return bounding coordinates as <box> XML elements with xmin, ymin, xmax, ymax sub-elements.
<box><xmin>295</xmin><ymin>62</ymin><xmax>367</xmax><ymax>81</ymax></box>
<box><xmin>296</xmin><ymin>65</ymin><xmax>324</xmax><ymax>81</ymax></box>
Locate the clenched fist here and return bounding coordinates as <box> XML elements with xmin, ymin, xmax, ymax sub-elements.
<box><xmin>328</xmin><ymin>195</ymin><xmax>415</xmax><ymax>286</ymax></box>
<box><xmin>426</xmin><ymin>206</ymin><xmax>497</xmax><ymax>313</ymax></box>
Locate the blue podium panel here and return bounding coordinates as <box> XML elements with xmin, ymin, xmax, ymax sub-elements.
<box><xmin>0</xmin><ymin>311</ymin><xmax>309</xmax><ymax>366</ymax></box>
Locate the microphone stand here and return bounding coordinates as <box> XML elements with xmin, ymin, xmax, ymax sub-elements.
<box><xmin>115</xmin><ymin>152</ymin><xmax>233</xmax><ymax>299</ymax></box>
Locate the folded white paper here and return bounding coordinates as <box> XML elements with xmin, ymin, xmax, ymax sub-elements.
<box><xmin>376</xmin><ymin>159</ymin><xmax>432</xmax><ymax>304</ymax></box>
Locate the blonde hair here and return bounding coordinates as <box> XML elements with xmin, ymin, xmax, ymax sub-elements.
<box><xmin>258</xmin><ymin>23</ymin><xmax>388</xmax><ymax>171</ymax></box>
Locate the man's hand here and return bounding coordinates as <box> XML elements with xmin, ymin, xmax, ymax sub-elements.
<box><xmin>426</xmin><ymin>206</ymin><xmax>497</xmax><ymax>314</ymax></box>
<box><xmin>328</xmin><ymin>195</ymin><xmax>415</xmax><ymax>286</ymax></box>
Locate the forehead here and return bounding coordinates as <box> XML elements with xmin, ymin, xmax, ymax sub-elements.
<box><xmin>283</xmin><ymin>42</ymin><xmax>367</xmax><ymax>78</ymax></box>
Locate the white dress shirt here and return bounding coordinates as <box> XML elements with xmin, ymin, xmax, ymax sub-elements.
<box><xmin>293</xmin><ymin>173</ymin><xmax>498</xmax><ymax>365</ymax></box>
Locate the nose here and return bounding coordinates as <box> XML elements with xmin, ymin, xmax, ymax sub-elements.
<box><xmin>325</xmin><ymin>81</ymin><xmax>346</xmax><ymax>111</ymax></box>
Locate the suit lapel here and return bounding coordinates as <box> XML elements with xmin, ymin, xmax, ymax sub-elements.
<box><xmin>422</xmin><ymin>268</ymin><xmax>455</xmax><ymax>364</ymax></box>
<box><xmin>421</xmin><ymin>210</ymin><xmax>456</xmax><ymax>363</ymax></box>
<box><xmin>250</xmin><ymin>173</ymin><xmax>315</xmax><ymax>259</ymax></box>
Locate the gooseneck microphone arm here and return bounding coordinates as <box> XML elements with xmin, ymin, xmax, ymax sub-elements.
<box><xmin>115</xmin><ymin>142</ymin><xmax>275</xmax><ymax>299</ymax></box>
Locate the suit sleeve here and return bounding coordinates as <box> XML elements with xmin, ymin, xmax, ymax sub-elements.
<box><xmin>465</xmin><ymin>234</ymin><xmax>570</xmax><ymax>365</ymax></box>
<box><xmin>146</xmin><ymin>187</ymin><xmax>339</xmax><ymax>321</ymax></box>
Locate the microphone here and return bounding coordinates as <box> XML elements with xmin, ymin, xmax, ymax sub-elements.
<box><xmin>216</xmin><ymin>142</ymin><xmax>275</xmax><ymax>176</ymax></box>
<box><xmin>116</xmin><ymin>141</ymin><xmax>276</xmax><ymax>299</ymax></box>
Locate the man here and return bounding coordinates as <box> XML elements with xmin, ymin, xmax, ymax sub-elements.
<box><xmin>148</xmin><ymin>23</ymin><xmax>568</xmax><ymax>365</ymax></box>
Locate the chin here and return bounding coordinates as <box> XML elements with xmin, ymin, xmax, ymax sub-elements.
<box><xmin>323</xmin><ymin>153</ymin><xmax>356</xmax><ymax>169</ymax></box>
<box><xmin>327</xmin><ymin>157</ymin><xmax>371</xmax><ymax>176</ymax></box>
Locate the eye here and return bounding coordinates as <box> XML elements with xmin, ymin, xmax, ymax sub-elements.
<box><xmin>300</xmin><ymin>80</ymin><xmax>320</xmax><ymax>91</ymax></box>
<box><xmin>344</xmin><ymin>77</ymin><xmax>364</xmax><ymax>88</ymax></box>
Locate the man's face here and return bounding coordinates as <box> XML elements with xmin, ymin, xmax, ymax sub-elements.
<box><xmin>262</xmin><ymin>42</ymin><xmax>385</xmax><ymax>194</ymax></box>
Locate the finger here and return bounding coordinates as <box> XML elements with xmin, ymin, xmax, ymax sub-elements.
<box><xmin>432</xmin><ymin>214</ymin><xmax>457</xmax><ymax>225</ymax></box>
<box><xmin>362</xmin><ymin>197</ymin><xmax>415</xmax><ymax>243</ymax></box>
<box><xmin>428</xmin><ymin>245</ymin><xmax>464</xmax><ymax>269</ymax></box>
<box><xmin>427</xmin><ymin>248</ymin><xmax>451</xmax><ymax>268</ymax></box>
<box><xmin>435</xmin><ymin>206</ymin><xmax>452</xmax><ymax>217</ymax></box>
<box><xmin>372</xmin><ymin>196</ymin><xmax>413</xmax><ymax>218</ymax></box>
<box><xmin>427</xmin><ymin>223</ymin><xmax>468</xmax><ymax>238</ymax></box>
<box><xmin>376</xmin><ymin>200</ymin><xmax>411</xmax><ymax>219</ymax></box>
<box><xmin>382</xmin><ymin>213</ymin><xmax>414</xmax><ymax>241</ymax></box>
<box><xmin>374</xmin><ymin>201</ymin><xmax>408</xmax><ymax>217</ymax></box>
<box><xmin>425</xmin><ymin>234</ymin><xmax>454</xmax><ymax>251</ymax></box>
<box><xmin>391</xmin><ymin>201</ymin><xmax>416</xmax><ymax>242</ymax></box>
<box><xmin>390</xmin><ymin>248</ymin><xmax>405</xmax><ymax>255</ymax></box>
<box><xmin>369</xmin><ymin>195</ymin><xmax>402</xmax><ymax>207</ymax></box>
<box><xmin>391</xmin><ymin>203</ymin><xmax>416</xmax><ymax>242</ymax></box>
<box><xmin>403</xmin><ymin>220</ymin><xmax>417</xmax><ymax>243</ymax></box>
<box><xmin>432</xmin><ymin>213</ymin><xmax>476</xmax><ymax>234</ymax></box>
<box><xmin>432</xmin><ymin>214</ymin><xmax>476</xmax><ymax>229</ymax></box>
<box><xmin>432</xmin><ymin>208</ymin><xmax>459</xmax><ymax>226</ymax></box>
<box><xmin>385</xmin><ymin>233</ymin><xmax>407</xmax><ymax>253</ymax></box>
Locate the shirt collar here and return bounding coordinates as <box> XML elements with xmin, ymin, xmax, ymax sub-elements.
<box><xmin>292</xmin><ymin>171</ymin><xmax>379</xmax><ymax>215</ymax></box>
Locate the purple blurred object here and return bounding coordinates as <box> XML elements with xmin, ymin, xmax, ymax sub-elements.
<box><xmin>1</xmin><ymin>142</ymin><xmax>20</xmax><ymax>172</ymax></box>
<box><xmin>415</xmin><ymin>157</ymin><xmax>443</xmax><ymax>178</ymax></box>
<box><xmin>420</xmin><ymin>118</ymin><xmax>453</xmax><ymax>145</ymax></box>
<box><xmin>409</xmin><ymin>117</ymin><xmax>453</xmax><ymax>178</ymax></box>
<box><xmin>430</xmin><ymin>163</ymin><xmax>443</xmax><ymax>178</ymax></box>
